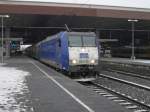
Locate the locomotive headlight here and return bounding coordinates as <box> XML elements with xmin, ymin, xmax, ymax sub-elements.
<box><xmin>82</xmin><ymin>48</ymin><xmax>85</xmax><ymax>52</ymax></box>
<box><xmin>90</xmin><ymin>59</ymin><xmax>95</xmax><ymax>64</ymax></box>
<box><xmin>72</xmin><ymin>59</ymin><xmax>77</xmax><ymax>64</ymax></box>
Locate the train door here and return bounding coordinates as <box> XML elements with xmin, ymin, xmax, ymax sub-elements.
<box><xmin>56</xmin><ymin>39</ymin><xmax>61</xmax><ymax>68</ymax></box>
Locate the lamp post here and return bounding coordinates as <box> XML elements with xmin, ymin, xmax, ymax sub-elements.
<box><xmin>128</xmin><ymin>19</ymin><xmax>138</xmax><ymax>60</ymax></box>
<box><xmin>0</xmin><ymin>15</ymin><xmax>9</xmax><ymax>63</ymax></box>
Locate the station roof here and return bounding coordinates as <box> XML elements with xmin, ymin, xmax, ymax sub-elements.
<box><xmin>0</xmin><ymin>1</ymin><xmax>150</xmax><ymax>44</ymax></box>
<box><xmin>1</xmin><ymin>0</ymin><xmax>150</xmax><ymax>29</ymax></box>
<box><xmin>1</xmin><ymin>0</ymin><xmax>150</xmax><ymax>19</ymax></box>
<box><xmin>16</xmin><ymin>0</ymin><xmax>150</xmax><ymax>9</ymax></box>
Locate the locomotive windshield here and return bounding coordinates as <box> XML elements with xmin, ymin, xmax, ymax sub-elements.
<box><xmin>68</xmin><ymin>35</ymin><xmax>96</xmax><ymax>47</ymax></box>
<box><xmin>82</xmin><ymin>36</ymin><xmax>96</xmax><ymax>47</ymax></box>
<box><xmin>68</xmin><ymin>36</ymin><xmax>82</xmax><ymax>47</ymax></box>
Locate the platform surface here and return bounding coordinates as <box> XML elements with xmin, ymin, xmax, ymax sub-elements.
<box><xmin>1</xmin><ymin>56</ymin><xmax>132</xmax><ymax>112</ymax></box>
<box><xmin>101</xmin><ymin>57</ymin><xmax>150</xmax><ymax>66</ymax></box>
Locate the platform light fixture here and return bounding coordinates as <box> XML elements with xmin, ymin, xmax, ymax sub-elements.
<box><xmin>128</xmin><ymin>19</ymin><xmax>138</xmax><ymax>60</ymax></box>
<box><xmin>0</xmin><ymin>15</ymin><xmax>9</xmax><ymax>63</ymax></box>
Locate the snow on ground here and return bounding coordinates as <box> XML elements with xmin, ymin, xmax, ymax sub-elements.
<box><xmin>0</xmin><ymin>66</ymin><xmax>33</xmax><ymax>112</ymax></box>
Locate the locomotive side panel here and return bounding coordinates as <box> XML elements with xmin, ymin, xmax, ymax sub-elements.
<box><xmin>39</xmin><ymin>36</ymin><xmax>60</xmax><ymax>68</ymax></box>
<box><xmin>60</xmin><ymin>32</ymin><xmax>69</xmax><ymax>71</ymax></box>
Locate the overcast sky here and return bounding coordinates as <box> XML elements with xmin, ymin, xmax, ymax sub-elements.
<box><xmin>16</xmin><ymin>0</ymin><xmax>150</xmax><ymax>9</ymax></box>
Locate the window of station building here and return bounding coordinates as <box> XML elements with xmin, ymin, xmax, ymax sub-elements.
<box><xmin>10</xmin><ymin>41</ymin><xmax>20</xmax><ymax>49</ymax></box>
<box><xmin>0</xmin><ymin>40</ymin><xmax>1</xmax><ymax>47</ymax></box>
<box><xmin>0</xmin><ymin>40</ymin><xmax>5</xmax><ymax>47</ymax></box>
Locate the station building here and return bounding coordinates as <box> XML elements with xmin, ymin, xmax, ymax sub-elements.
<box><xmin>0</xmin><ymin>1</ymin><xmax>150</xmax><ymax>58</ymax></box>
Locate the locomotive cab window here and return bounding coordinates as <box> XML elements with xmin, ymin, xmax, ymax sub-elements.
<box><xmin>68</xmin><ymin>35</ymin><xmax>96</xmax><ymax>47</ymax></box>
<box><xmin>82</xmin><ymin>36</ymin><xmax>96</xmax><ymax>47</ymax></box>
<box><xmin>68</xmin><ymin>36</ymin><xmax>82</xmax><ymax>47</ymax></box>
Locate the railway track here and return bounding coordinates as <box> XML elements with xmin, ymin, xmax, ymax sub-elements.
<box><xmin>98</xmin><ymin>73</ymin><xmax>150</xmax><ymax>91</ymax></box>
<box><xmin>80</xmin><ymin>81</ymin><xmax>150</xmax><ymax>112</ymax></box>
<box><xmin>101</xmin><ymin>61</ymin><xmax>150</xmax><ymax>77</ymax></box>
<box><xmin>79</xmin><ymin>67</ymin><xmax>150</xmax><ymax>112</ymax></box>
<box><xmin>106</xmin><ymin>69</ymin><xmax>150</xmax><ymax>80</ymax></box>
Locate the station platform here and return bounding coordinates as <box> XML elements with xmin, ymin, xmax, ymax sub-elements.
<box><xmin>1</xmin><ymin>56</ymin><xmax>133</xmax><ymax>112</ymax></box>
<box><xmin>101</xmin><ymin>57</ymin><xmax>150</xmax><ymax>67</ymax></box>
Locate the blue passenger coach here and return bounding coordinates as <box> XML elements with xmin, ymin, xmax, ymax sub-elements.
<box><xmin>28</xmin><ymin>31</ymin><xmax>99</xmax><ymax>77</ymax></box>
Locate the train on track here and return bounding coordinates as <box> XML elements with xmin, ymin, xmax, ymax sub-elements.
<box><xmin>26</xmin><ymin>31</ymin><xmax>100</xmax><ymax>81</ymax></box>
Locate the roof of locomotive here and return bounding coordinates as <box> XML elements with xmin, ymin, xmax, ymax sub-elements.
<box><xmin>67</xmin><ymin>32</ymin><xmax>96</xmax><ymax>36</ymax></box>
<box><xmin>36</xmin><ymin>31</ymin><xmax>96</xmax><ymax>45</ymax></box>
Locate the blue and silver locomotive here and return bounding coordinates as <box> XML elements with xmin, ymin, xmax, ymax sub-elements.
<box><xmin>27</xmin><ymin>31</ymin><xmax>99</xmax><ymax>79</ymax></box>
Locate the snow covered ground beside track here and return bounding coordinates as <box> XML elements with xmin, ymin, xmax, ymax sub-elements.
<box><xmin>0</xmin><ymin>65</ymin><xmax>33</xmax><ymax>112</ymax></box>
